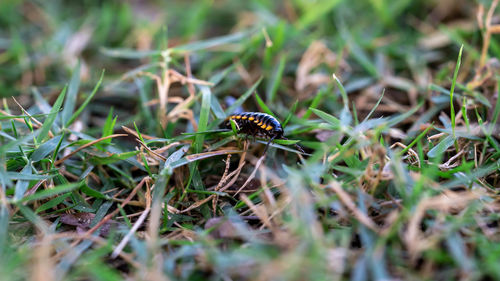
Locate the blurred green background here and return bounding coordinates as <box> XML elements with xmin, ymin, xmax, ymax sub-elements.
<box><xmin>0</xmin><ymin>0</ymin><xmax>474</xmax><ymax>98</ymax></box>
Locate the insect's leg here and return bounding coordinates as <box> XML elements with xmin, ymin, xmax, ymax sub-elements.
<box><xmin>252</xmin><ymin>130</ymin><xmax>257</xmax><ymax>142</ymax></box>
<box><xmin>263</xmin><ymin>136</ymin><xmax>276</xmax><ymax>154</ymax></box>
<box><xmin>282</xmin><ymin>136</ymin><xmax>306</xmax><ymax>154</ymax></box>
<box><xmin>294</xmin><ymin>143</ymin><xmax>306</xmax><ymax>154</ymax></box>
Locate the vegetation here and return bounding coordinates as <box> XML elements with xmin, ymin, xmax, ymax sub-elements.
<box><xmin>1</xmin><ymin>0</ymin><xmax>500</xmax><ymax>280</ymax></box>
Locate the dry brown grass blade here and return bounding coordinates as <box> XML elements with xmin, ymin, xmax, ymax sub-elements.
<box><xmin>262</xmin><ymin>27</ymin><xmax>273</xmax><ymax>47</ymax></box>
<box><xmin>184</xmin><ymin>149</ymin><xmax>242</xmax><ymax>162</ymax></box>
<box><xmin>213</xmin><ymin>154</ymin><xmax>232</xmax><ymax>215</ymax></box>
<box><xmin>217</xmin><ymin>141</ymin><xmax>248</xmax><ymax>193</ymax></box>
<box><xmin>259</xmin><ymin>164</ymin><xmax>276</xmax><ymax>209</ymax></box>
<box><xmin>360</xmin><ymin>145</ymin><xmax>389</xmax><ymax>193</ymax></box>
<box><xmin>0</xmin><ymin>108</ymin><xmax>49</xmax><ymax>136</ymax></box>
<box><xmin>122</xmin><ymin>125</ymin><xmax>157</xmax><ymax>140</ymax></box>
<box><xmin>240</xmin><ymin>194</ymin><xmax>274</xmax><ymax>230</ymax></box>
<box><xmin>168</xmin><ymin>68</ymin><xmax>214</xmax><ymax>87</ymax></box>
<box><xmin>55</xmin><ymin>177</ymin><xmax>149</xmax><ymax>259</ymax></box>
<box><xmin>159</xmin><ymin>67</ymin><xmax>170</xmax><ymax>124</ymax></box>
<box><xmin>479</xmin><ymin>0</ymin><xmax>499</xmax><ymax>68</ymax></box>
<box><xmin>234</xmin><ymin>58</ymin><xmax>253</xmax><ymax>86</ymax></box>
<box><xmin>54</xmin><ymin>134</ymin><xmax>128</xmax><ymax>166</ymax></box>
<box><xmin>137</xmin><ymin>137</ymin><xmax>167</xmax><ymax>162</ymax></box>
<box><xmin>180</xmin><ymin>195</ymin><xmax>215</xmax><ymax>214</ymax></box>
<box><xmin>439</xmin><ymin>148</ymin><xmax>466</xmax><ymax>170</ymax></box>
<box><xmin>111</xmin><ymin>181</ymin><xmax>152</xmax><ymax>258</ymax></box>
<box><xmin>405</xmin><ymin>190</ymin><xmax>481</xmax><ymax>261</ymax></box>
<box><xmin>327</xmin><ymin>181</ymin><xmax>379</xmax><ymax>232</ymax></box>
<box><xmin>391</xmin><ymin>142</ymin><xmax>421</xmax><ymax>167</ymax></box>
<box><xmin>87</xmin><ymin>177</ymin><xmax>147</xmax><ymax>235</ymax></box>
<box><xmin>12</xmin><ymin>97</ymin><xmax>45</xmax><ymax>128</ymax></box>
<box><xmin>146</xmin><ymin>179</ymin><xmax>162</xmax><ymax>261</ymax></box>
<box><xmin>295</xmin><ymin>41</ymin><xmax>348</xmax><ymax>99</ymax></box>
<box><xmin>31</xmin><ymin>235</ymin><xmax>55</xmax><ymax>281</ymax></box>
<box><xmin>490</xmin><ymin>24</ymin><xmax>500</xmax><ymax>33</ymax></box>
<box><xmin>234</xmin><ymin>154</ymin><xmax>266</xmax><ymax>196</ymax></box>
<box><xmin>51</xmin><ymin>232</ymin><xmax>140</xmax><ymax>268</ymax></box>
<box><xmin>184</xmin><ymin>54</ymin><xmax>196</xmax><ymax>97</ymax></box>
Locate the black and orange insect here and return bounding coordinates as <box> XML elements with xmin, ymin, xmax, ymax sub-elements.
<box><xmin>224</xmin><ymin>112</ymin><xmax>304</xmax><ymax>154</ymax></box>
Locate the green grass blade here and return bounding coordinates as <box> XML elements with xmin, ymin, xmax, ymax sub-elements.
<box><xmin>266</xmin><ymin>54</ymin><xmax>286</xmax><ymax>103</ymax></box>
<box><xmin>101</xmin><ymin>108</ymin><xmax>116</xmax><ymax>144</ymax></box>
<box><xmin>31</xmin><ymin>135</ymin><xmax>63</xmax><ymax>162</ymax></box>
<box><xmin>303</xmin><ymin>88</ymin><xmax>328</xmax><ymax>120</ymax></box>
<box><xmin>255</xmin><ymin>93</ymin><xmax>275</xmax><ymax>117</ymax></box>
<box><xmin>66</xmin><ymin>70</ymin><xmax>105</xmax><ymax>127</ymax></box>
<box><xmin>225</xmin><ymin>77</ymin><xmax>262</xmax><ymax>115</ymax></box>
<box><xmin>427</xmin><ymin>135</ymin><xmax>455</xmax><ymax>158</ymax></box>
<box><xmin>170</xmin><ymin>31</ymin><xmax>250</xmax><ymax>54</ymax></box>
<box><xmin>17</xmin><ymin>182</ymin><xmax>82</xmax><ymax>203</ymax></box>
<box><xmin>100</xmin><ymin>48</ymin><xmax>162</xmax><ymax>59</ymax></box>
<box><xmin>14</xmin><ymin>163</ymin><xmax>32</xmax><ymax>201</ymax></box>
<box><xmin>0</xmin><ymin>202</ymin><xmax>8</xmax><ymax>255</ymax></box>
<box><xmin>332</xmin><ymin>74</ymin><xmax>349</xmax><ymax>109</ymax></box>
<box><xmin>296</xmin><ymin>0</ymin><xmax>343</xmax><ymax>29</ymax></box>
<box><xmin>282</xmin><ymin>99</ymin><xmax>299</xmax><ymax>128</ymax></box>
<box><xmin>195</xmin><ymin>85</ymin><xmax>212</xmax><ymax>153</ymax></box>
<box><xmin>310</xmin><ymin>108</ymin><xmax>340</xmax><ymax>127</ymax></box>
<box><xmin>450</xmin><ymin>45</ymin><xmax>463</xmax><ymax>138</ymax></box>
<box><xmin>210</xmin><ymin>94</ymin><xmax>226</xmax><ymax>120</ymax></box>
<box><xmin>61</xmin><ymin>61</ymin><xmax>81</xmax><ymax>128</ymax></box>
<box><xmin>386</xmin><ymin>102</ymin><xmax>423</xmax><ymax>127</ymax></box>
<box><xmin>37</xmin><ymin>85</ymin><xmax>67</xmax><ymax>142</ymax></box>
<box><xmin>490</xmin><ymin>76</ymin><xmax>500</xmax><ymax>135</ymax></box>
<box><xmin>0</xmin><ymin>131</ymin><xmax>38</xmax><ymax>155</ymax></box>
<box><xmin>35</xmin><ymin>192</ymin><xmax>72</xmax><ymax>213</ymax></box>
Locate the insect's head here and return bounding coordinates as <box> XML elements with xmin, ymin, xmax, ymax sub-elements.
<box><xmin>273</xmin><ymin>126</ymin><xmax>284</xmax><ymax>139</ymax></box>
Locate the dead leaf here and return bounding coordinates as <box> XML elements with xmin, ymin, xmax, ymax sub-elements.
<box><xmin>60</xmin><ymin>213</ymin><xmax>117</xmax><ymax>236</ymax></box>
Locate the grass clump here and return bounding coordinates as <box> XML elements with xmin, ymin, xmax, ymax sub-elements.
<box><xmin>1</xmin><ymin>0</ymin><xmax>500</xmax><ymax>280</ymax></box>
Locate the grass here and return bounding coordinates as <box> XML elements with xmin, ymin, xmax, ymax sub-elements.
<box><xmin>1</xmin><ymin>0</ymin><xmax>500</xmax><ymax>280</ymax></box>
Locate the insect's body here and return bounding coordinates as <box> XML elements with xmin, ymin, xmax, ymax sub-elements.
<box><xmin>225</xmin><ymin>112</ymin><xmax>284</xmax><ymax>140</ymax></box>
<box><xmin>224</xmin><ymin>112</ymin><xmax>304</xmax><ymax>154</ymax></box>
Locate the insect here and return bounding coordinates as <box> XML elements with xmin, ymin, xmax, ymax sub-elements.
<box><xmin>224</xmin><ymin>112</ymin><xmax>304</xmax><ymax>154</ymax></box>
